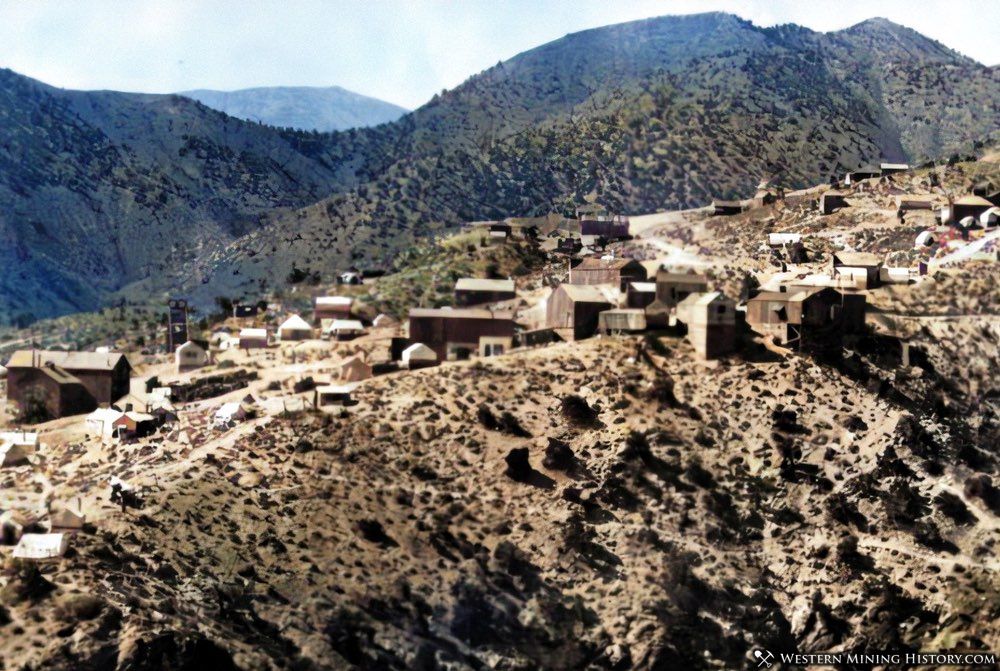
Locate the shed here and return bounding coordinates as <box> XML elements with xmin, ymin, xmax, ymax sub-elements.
<box><xmin>712</xmin><ymin>200</ymin><xmax>746</xmax><ymax>216</ymax></box>
<box><xmin>880</xmin><ymin>163</ymin><xmax>909</xmax><ymax>176</ymax></box>
<box><xmin>598</xmin><ymin>309</ymin><xmax>647</xmax><ymax>334</ymax></box>
<box><xmin>569</xmin><ymin>257</ymin><xmax>646</xmax><ymax>290</ymax></box>
<box><xmin>546</xmin><ymin>284</ymin><xmax>615</xmax><ymax>340</ymax></box>
<box><xmin>941</xmin><ymin>196</ymin><xmax>994</xmax><ymax>225</ymax></box>
<box><xmin>981</xmin><ymin>207</ymin><xmax>1000</xmax><ymax>228</ymax></box>
<box><xmin>278</xmin><ymin>314</ymin><xmax>313</xmax><ymax>341</ymax></box>
<box><xmin>832</xmin><ymin>251</ymin><xmax>883</xmax><ymax>288</ymax></box>
<box><xmin>675</xmin><ymin>292</ymin><xmax>736</xmax><ymax>359</ymax></box>
<box><xmin>239</xmin><ymin>328</ymin><xmax>269</xmax><ymax>349</ymax></box>
<box><xmin>112</xmin><ymin>411</ymin><xmax>157</xmax><ymax>438</ymax></box>
<box><xmin>323</xmin><ymin>319</ymin><xmax>366</xmax><ymax>341</ymax></box>
<box><xmin>316</xmin><ymin>383</ymin><xmax>359</xmax><ymax>406</ymax></box>
<box><xmin>654</xmin><ymin>270</ymin><xmax>709</xmax><ymax>309</ymax></box>
<box><xmin>313</xmin><ymin>296</ymin><xmax>353</xmax><ymax>323</ymax></box>
<box><xmin>820</xmin><ymin>191</ymin><xmax>849</xmax><ymax>215</ymax></box>
<box><xmin>455</xmin><ymin>278</ymin><xmax>516</xmax><ymax>306</ymax></box>
<box><xmin>626</xmin><ymin>282</ymin><xmax>656</xmax><ymax>309</ymax></box>
<box><xmin>843</xmin><ymin>169</ymin><xmax>879</xmax><ymax>186</ymax></box>
<box><xmin>49</xmin><ymin>501</ymin><xmax>86</xmax><ymax>530</ymax></box>
<box><xmin>340</xmin><ymin>355</ymin><xmax>373</xmax><ymax>382</ymax></box>
<box><xmin>176</xmin><ymin>340</ymin><xmax>210</xmax><ymax>372</ymax></box>
<box><xmin>12</xmin><ymin>532</ymin><xmax>68</xmax><ymax>560</ymax></box>
<box><xmin>401</xmin><ymin>343</ymin><xmax>438</xmax><ymax>369</ymax></box>
<box><xmin>895</xmin><ymin>195</ymin><xmax>934</xmax><ymax>211</ymax></box>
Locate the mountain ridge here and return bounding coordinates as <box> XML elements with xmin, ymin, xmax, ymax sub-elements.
<box><xmin>178</xmin><ymin>85</ymin><xmax>408</xmax><ymax>132</ymax></box>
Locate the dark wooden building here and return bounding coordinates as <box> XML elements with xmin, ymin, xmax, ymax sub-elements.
<box><xmin>821</xmin><ymin>191</ymin><xmax>849</xmax><ymax>215</ymax></box>
<box><xmin>712</xmin><ymin>200</ymin><xmax>747</xmax><ymax>216</ymax></box>
<box><xmin>654</xmin><ymin>270</ymin><xmax>709</xmax><ymax>308</ymax></box>
<box><xmin>454</xmin><ymin>278</ymin><xmax>516</xmax><ymax>306</ymax></box>
<box><xmin>746</xmin><ymin>287</ymin><xmax>865</xmax><ymax>350</ymax></box>
<box><xmin>546</xmin><ymin>284</ymin><xmax>614</xmax><ymax>340</ymax></box>
<box><xmin>408</xmin><ymin>308</ymin><xmax>516</xmax><ymax>361</ymax></box>
<box><xmin>626</xmin><ymin>281</ymin><xmax>657</xmax><ymax>309</ymax></box>
<box><xmin>4</xmin><ymin>363</ymin><xmax>95</xmax><ymax>419</ymax></box>
<box><xmin>580</xmin><ymin>217</ymin><xmax>630</xmax><ymax>239</ymax></box>
<box><xmin>6</xmin><ymin>350</ymin><xmax>132</xmax><ymax>416</ymax></box>
<box><xmin>569</xmin><ymin>258</ymin><xmax>646</xmax><ymax>291</ymax></box>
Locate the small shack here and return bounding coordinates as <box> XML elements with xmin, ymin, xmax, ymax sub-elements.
<box><xmin>569</xmin><ymin>257</ymin><xmax>646</xmax><ymax>290</ymax></box>
<box><xmin>820</xmin><ymin>191</ymin><xmax>849</xmax><ymax>215</ymax></box>
<box><xmin>626</xmin><ymin>282</ymin><xmax>656</xmax><ymax>309</ymax></box>
<box><xmin>746</xmin><ymin>286</ymin><xmax>865</xmax><ymax>350</ymax></box>
<box><xmin>832</xmin><ymin>251</ymin><xmax>883</xmax><ymax>289</ymax></box>
<box><xmin>455</xmin><ymin>278</ymin><xmax>517</xmax><ymax>306</ymax></box>
<box><xmin>340</xmin><ymin>355</ymin><xmax>373</xmax><ymax>382</ymax></box>
<box><xmin>239</xmin><ymin>328</ymin><xmax>269</xmax><ymax>349</ymax></box>
<box><xmin>401</xmin><ymin>343</ymin><xmax>438</xmax><ymax>369</ymax></box>
<box><xmin>598</xmin><ymin>309</ymin><xmax>647</xmax><ymax>334</ymax></box>
<box><xmin>112</xmin><ymin>411</ymin><xmax>158</xmax><ymax>438</ymax></box>
<box><xmin>278</xmin><ymin>314</ymin><xmax>313</xmax><ymax>341</ymax></box>
<box><xmin>176</xmin><ymin>340</ymin><xmax>210</xmax><ymax>372</ymax></box>
<box><xmin>0</xmin><ymin>431</ymin><xmax>37</xmax><ymax>467</ymax></box>
<box><xmin>85</xmin><ymin>408</ymin><xmax>124</xmax><ymax>437</ymax></box>
<box><xmin>323</xmin><ymin>319</ymin><xmax>366</xmax><ymax>341</ymax></box>
<box><xmin>675</xmin><ymin>292</ymin><xmax>736</xmax><ymax>359</ymax></box>
<box><xmin>654</xmin><ymin>270</ymin><xmax>709</xmax><ymax>309</ymax></box>
<box><xmin>314</xmin><ymin>296</ymin><xmax>353</xmax><ymax>323</ymax></box>
<box><xmin>316</xmin><ymin>383</ymin><xmax>359</xmax><ymax>406</ymax></box>
<box><xmin>895</xmin><ymin>195</ymin><xmax>934</xmax><ymax>211</ymax></box>
<box><xmin>941</xmin><ymin>196</ymin><xmax>995</xmax><ymax>225</ymax></box>
<box><xmin>844</xmin><ymin>168</ymin><xmax>878</xmax><ymax>186</ymax></box>
<box><xmin>712</xmin><ymin>200</ymin><xmax>746</xmax><ymax>216</ymax></box>
<box><xmin>546</xmin><ymin>284</ymin><xmax>615</xmax><ymax>340</ymax></box>
<box><xmin>49</xmin><ymin>501</ymin><xmax>86</xmax><ymax>530</ymax></box>
<box><xmin>12</xmin><ymin>532</ymin><xmax>68</xmax><ymax>560</ymax></box>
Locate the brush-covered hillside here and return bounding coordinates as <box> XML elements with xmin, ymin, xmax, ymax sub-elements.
<box><xmin>2</xmin><ymin>13</ymin><xmax>998</xmax><ymax>320</ymax></box>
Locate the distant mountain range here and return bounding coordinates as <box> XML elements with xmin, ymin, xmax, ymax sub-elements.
<box><xmin>1</xmin><ymin>13</ymin><xmax>997</xmax><ymax>323</ymax></box>
<box><xmin>178</xmin><ymin>85</ymin><xmax>408</xmax><ymax>132</ymax></box>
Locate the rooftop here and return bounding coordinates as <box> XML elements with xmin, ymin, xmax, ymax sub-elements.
<box><xmin>455</xmin><ymin>277</ymin><xmax>516</xmax><ymax>292</ymax></box>
<box><xmin>7</xmin><ymin>349</ymin><xmax>130</xmax><ymax>372</ymax></box>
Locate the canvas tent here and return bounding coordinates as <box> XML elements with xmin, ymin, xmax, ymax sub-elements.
<box><xmin>340</xmin><ymin>355</ymin><xmax>373</xmax><ymax>382</ymax></box>
<box><xmin>12</xmin><ymin>532</ymin><xmax>68</xmax><ymax>560</ymax></box>
<box><xmin>401</xmin><ymin>343</ymin><xmax>438</xmax><ymax>369</ymax></box>
<box><xmin>278</xmin><ymin>314</ymin><xmax>313</xmax><ymax>341</ymax></box>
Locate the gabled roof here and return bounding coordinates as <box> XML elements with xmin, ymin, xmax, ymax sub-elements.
<box><xmin>628</xmin><ymin>282</ymin><xmax>656</xmax><ymax>293</ymax></box>
<box><xmin>656</xmin><ymin>270</ymin><xmax>709</xmax><ymax>284</ymax></box>
<box><xmin>455</xmin><ymin>278</ymin><xmax>515</xmax><ymax>292</ymax></box>
<box><xmin>279</xmin><ymin>314</ymin><xmax>312</xmax><ymax>331</ymax></box>
<box><xmin>314</xmin><ymin>296</ymin><xmax>353</xmax><ymax>306</ymax></box>
<box><xmin>7</xmin><ymin>350</ymin><xmax>130</xmax><ymax>372</ymax></box>
<box><xmin>558</xmin><ymin>284</ymin><xmax>616</xmax><ymax>304</ymax></box>
<box><xmin>833</xmin><ymin>251</ymin><xmax>882</xmax><ymax>267</ymax></box>
<box><xmin>239</xmin><ymin>328</ymin><xmax>268</xmax><ymax>338</ymax></box>
<box><xmin>953</xmin><ymin>195</ymin><xmax>994</xmax><ymax>207</ymax></box>
<box><xmin>573</xmin><ymin>257</ymin><xmax>639</xmax><ymax>271</ymax></box>
<box><xmin>408</xmin><ymin>308</ymin><xmax>514</xmax><ymax>320</ymax></box>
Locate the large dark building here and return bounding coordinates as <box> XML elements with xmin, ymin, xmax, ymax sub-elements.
<box><xmin>546</xmin><ymin>284</ymin><xmax>615</xmax><ymax>340</ymax></box>
<box><xmin>454</xmin><ymin>278</ymin><xmax>516</xmax><ymax>306</ymax></box>
<box><xmin>6</xmin><ymin>350</ymin><xmax>133</xmax><ymax>419</ymax></box>
<box><xmin>569</xmin><ymin>258</ymin><xmax>646</xmax><ymax>291</ymax></box>
<box><xmin>746</xmin><ymin>287</ymin><xmax>865</xmax><ymax>350</ymax></box>
<box><xmin>408</xmin><ymin>308</ymin><xmax>516</xmax><ymax>360</ymax></box>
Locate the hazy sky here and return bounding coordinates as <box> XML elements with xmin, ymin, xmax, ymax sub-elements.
<box><xmin>1</xmin><ymin>1</ymin><xmax>997</xmax><ymax>109</ymax></box>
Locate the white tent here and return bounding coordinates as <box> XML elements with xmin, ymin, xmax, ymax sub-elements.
<box><xmin>981</xmin><ymin>207</ymin><xmax>1000</xmax><ymax>228</ymax></box>
<box><xmin>12</xmin><ymin>533</ymin><xmax>68</xmax><ymax>560</ymax></box>
<box><xmin>49</xmin><ymin>501</ymin><xmax>86</xmax><ymax>530</ymax></box>
<box><xmin>402</xmin><ymin>343</ymin><xmax>438</xmax><ymax>368</ymax></box>
<box><xmin>278</xmin><ymin>314</ymin><xmax>313</xmax><ymax>341</ymax></box>
<box><xmin>914</xmin><ymin>231</ymin><xmax>936</xmax><ymax>248</ymax></box>
<box><xmin>324</xmin><ymin>319</ymin><xmax>365</xmax><ymax>339</ymax></box>
<box><xmin>372</xmin><ymin>313</ymin><xmax>398</xmax><ymax>328</ymax></box>
<box><xmin>959</xmin><ymin>215</ymin><xmax>978</xmax><ymax>230</ymax></box>
<box><xmin>176</xmin><ymin>340</ymin><xmax>209</xmax><ymax>371</ymax></box>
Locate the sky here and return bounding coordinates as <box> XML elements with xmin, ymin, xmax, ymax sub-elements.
<box><xmin>0</xmin><ymin>1</ymin><xmax>997</xmax><ymax>110</ymax></box>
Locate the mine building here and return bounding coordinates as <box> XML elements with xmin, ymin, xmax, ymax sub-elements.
<box><xmin>546</xmin><ymin>284</ymin><xmax>615</xmax><ymax>340</ymax></box>
<box><xmin>6</xmin><ymin>350</ymin><xmax>132</xmax><ymax>419</ymax></box>
<box><xmin>569</xmin><ymin>257</ymin><xmax>646</xmax><ymax>291</ymax></box>
<box><xmin>407</xmin><ymin>308</ymin><xmax>516</xmax><ymax>361</ymax></box>
<box><xmin>831</xmin><ymin>251</ymin><xmax>883</xmax><ymax>289</ymax></box>
<box><xmin>746</xmin><ymin>286</ymin><xmax>865</xmax><ymax>350</ymax></box>
<box><xmin>454</xmin><ymin>278</ymin><xmax>517</xmax><ymax>307</ymax></box>
<box><xmin>675</xmin><ymin>292</ymin><xmax>736</xmax><ymax>359</ymax></box>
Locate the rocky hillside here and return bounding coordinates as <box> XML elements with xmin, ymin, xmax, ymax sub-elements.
<box><xmin>178</xmin><ymin>86</ymin><xmax>408</xmax><ymax>132</ymax></box>
<box><xmin>2</xmin><ymin>13</ymin><xmax>998</xmax><ymax>320</ymax></box>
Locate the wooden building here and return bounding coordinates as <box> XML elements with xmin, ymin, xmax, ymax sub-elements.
<box><xmin>895</xmin><ymin>195</ymin><xmax>935</xmax><ymax>211</ymax></box>
<box><xmin>546</xmin><ymin>284</ymin><xmax>614</xmax><ymax>340</ymax></box>
<box><xmin>675</xmin><ymin>292</ymin><xmax>736</xmax><ymax>359</ymax></box>
<box><xmin>821</xmin><ymin>191</ymin><xmax>849</xmax><ymax>215</ymax></box>
<box><xmin>654</xmin><ymin>270</ymin><xmax>709</xmax><ymax>308</ymax></box>
<box><xmin>941</xmin><ymin>196</ymin><xmax>994</xmax><ymax>225</ymax></box>
<box><xmin>569</xmin><ymin>257</ymin><xmax>646</xmax><ymax>290</ymax></box>
<box><xmin>313</xmin><ymin>296</ymin><xmax>353</xmax><ymax>323</ymax></box>
<box><xmin>278</xmin><ymin>314</ymin><xmax>313</xmax><ymax>341</ymax></box>
<box><xmin>340</xmin><ymin>355</ymin><xmax>373</xmax><ymax>382</ymax></box>
<box><xmin>712</xmin><ymin>199</ymin><xmax>747</xmax><ymax>216</ymax></box>
<box><xmin>407</xmin><ymin>308</ymin><xmax>516</xmax><ymax>361</ymax></box>
<box><xmin>6</xmin><ymin>350</ymin><xmax>132</xmax><ymax>417</ymax></box>
<box><xmin>746</xmin><ymin>287</ymin><xmax>865</xmax><ymax>350</ymax></box>
<box><xmin>454</xmin><ymin>278</ymin><xmax>516</xmax><ymax>306</ymax></box>
<box><xmin>832</xmin><ymin>252</ymin><xmax>883</xmax><ymax>289</ymax></box>
<box><xmin>4</xmin><ymin>363</ymin><xmax>95</xmax><ymax>419</ymax></box>
<box><xmin>844</xmin><ymin>168</ymin><xmax>878</xmax><ymax>186</ymax></box>
<box><xmin>175</xmin><ymin>340</ymin><xmax>209</xmax><ymax>373</ymax></box>
<box><xmin>580</xmin><ymin>216</ymin><xmax>630</xmax><ymax>239</ymax></box>
<box><xmin>598</xmin><ymin>309</ymin><xmax>647</xmax><ymax>334</ymax></box>
<box><xmin>239</xmin><ymin>328</ymin><xmax>269</xmax><ymax>349</ymax></box>
<box><xmin>626</xmin><ymin>281</ymin><xmax>656</xmax><ymax>309</ymax></box>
